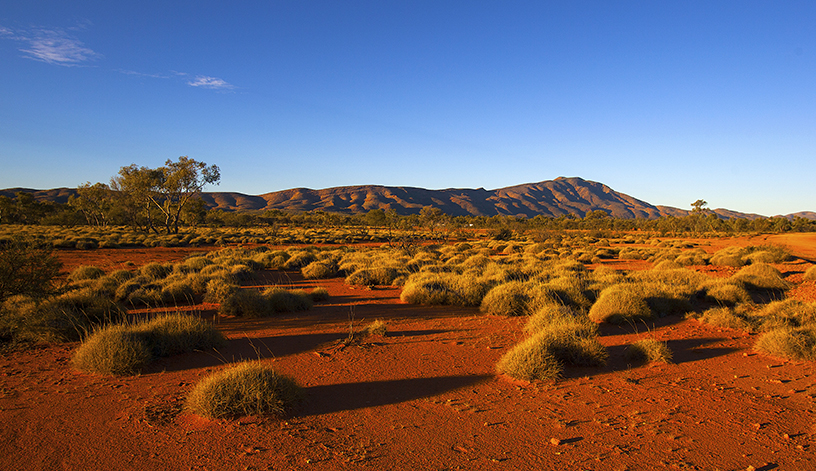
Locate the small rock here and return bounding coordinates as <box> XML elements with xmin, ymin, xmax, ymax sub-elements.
<box><xmin>550</xmin><ymin>438</ymin><xmax>561</xmax><ymax>446</ymax></box>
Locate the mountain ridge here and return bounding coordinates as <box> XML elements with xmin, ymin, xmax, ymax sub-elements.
<box><xmin>0</xmin><ymin>177</ymin><xmax>802</xmax><ymax>220</ymax></box>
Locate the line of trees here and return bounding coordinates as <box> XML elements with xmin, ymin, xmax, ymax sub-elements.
<box><xmin>2</xmin><ymin>164</ymin><xmax>815</xmax><ymax>235</ymax></box>
<box><xmin>67</xmin><ymin>156</ymin><xmax>219</xmax><ymax>234</ymax></box>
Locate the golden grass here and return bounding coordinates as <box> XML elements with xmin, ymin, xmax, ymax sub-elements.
<box><xmin>185</xmin><ymin>361</ymin><xmax>302</xmax><ymax>419</ymax></box>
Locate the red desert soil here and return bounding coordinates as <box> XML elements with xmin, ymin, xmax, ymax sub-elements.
<box><xmin>2</xmin><ymin>234</ymin><xmax>816</xmax><ymax>470</ymax></box>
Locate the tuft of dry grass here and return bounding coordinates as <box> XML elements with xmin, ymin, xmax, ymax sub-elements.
<box><xmin>72</xmin><ymin>314</ymin><xmax>224</xmax><ymax>375</ymax></box>
<box><xmin>803</xmin><ymin>265</ymin><xmax>816</xmax><ymax>282</ymax></box>
<box><xmin>185</xmin><ymin>361</ymin><xmax>302</xmax><ymax>419</ymax></box>
<box><xmin>626</xmin><ymin>338</ymin><xmax>673</xmax><ymax>364</ymax></box>
<box><xmin>755</xmin><ymin>326</ymin><xmax>816</xmax><ymax>361</ymax></box>
<box><xmin>732</xmin><ymin>263</ymin><xmax>791</xmax><ymax>291</ymax></box>
<box><xmin>497</xmin><ymin>317</ymin><xmax>607</xmax><ymax>381</ymax></box>
<box><xmin>692</xmin><ymin>306</ymin><xmax>756</xmax><ymax>331</ymax></box>
<box><xmin>588</xmin><ymin>283</ymin><xmax>652</xmax><ymax>324</ymax></box>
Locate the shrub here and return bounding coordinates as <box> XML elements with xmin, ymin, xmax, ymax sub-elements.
<box><xmin>229</xmin><ymin>264</ymin><xmax>255</xmax><ymax>282</ymax></box>
<box><xmin>204</xmin><ymin>279</ymin><xmax>239</xmax><ymax>304</ymax></box>
<box><xmin>302</xmin><ymin>261</ymin><xmax>338</xmax><ymax>279</ymax></box>
<box><xmin>653</xmin><ymin>260</ymin><xmax>682</xmax><ymax>271</ymax></box>
<box><xmin>710</xmin><ymin>247</ymin><xmax>747</xmax><ymax>267</ymax></box>
<box><xmin>161</xmin><ymin>281</ymin><xmax>196</xmax><ymax>305</ymax></box>
<box><xmin>497</xmin><ymin>323</ymin><xmax>607</xmax><ymax>381</ymax></box>
<box><xmin>185</xmin><ymin>361</ymin><xmax>302</xmax><ymax>419</ymax></box>
<box><xmin>524</xmin><ymin>304</ymin><xmax>597</xmax><ymax>337</ymax></box>
<box><xmin>704</xmin><ymin>281</ymin><xmax>752</xmax><ymax>306</ymax></box>
<box><xmin>310</xmin><ymin>287</ymin><xmax>330</xmax><ymax>302</ymax></box>
<box><xmin>626</xmin><ymin>339</ymin><xmax>673</xmax><ymax>363</ymax></box>
<box><xmin>755</xmin><ymin>299</ymin><xmax>816</xmax><ymax>331</ymax></box>
<box><xmin>400</xmin><ymin>272</ymin><xmax>494</xmax><ymax>307</ymax></box>
<box><xmin>284</xmin><ymin>251</ymin><xmax>316</xmax><ymax>270</ymax></box>
<box><xmin>588</xmin><ymin>283</ymin><xmax>652</xmax><ymax>324</ymax></box>
<box><xmin>732</xmin><ymin>263</ymin><xmax>791</xmax><ymax>291</ymax></box>
<box><xmin>141</xmin><ymin>263</ymin><xmax>171</xmax><ymax>280</ymax></box>
<box><xmin>71</xmin><ymin>324</ymin><xmax>152</xmax><ymax>375</ymax></box>
<box><xmin>692</xmin><ymin>306</ymin><xmax>756</xmax><ymax>331</ymax></box>
<box><xmin>755</xmin><ymin>326</ymin><xmax>816</xmax><ymax>361</ymax></box>
<box><xmin>480</xmin><ymin>281</ymin><xmax>532</xmax><ymax>316</ymax></box>
<box><xmin>264</xmin><ymin>287</ymin><xmax>313</xmax><ymax>313</ymax></box>
<box><xmin>362</xmin><ymin>319</ymin><xmax>387</xmax><ymax>336</ymax></box>
<box><xmin>345</xmin><ymin>267</ymin><xmax>402</xmax><ymax>286</ymax></box>
<box><xmin>67</xmin><ymin>266</ymin><xmax>105</xmax><ymax>282</ymax></box>
<box><xmin>72</xmin><ymin>314</ymin><xmax>224</xmax><ymax>375</ymax></box>
<box><xmin>804</xmin><ymin>265</ymin><xmax>816</xmax><ymax>282</ymax></box>
<box><xmin>219</xmin><ymin>289</ymin><xmax>270</xmax><ymax>317</ymax></box>
<box><xmin>0</xmin><ymin>238</ymin><xmax>62</xmax><ymax>303</ymax></box>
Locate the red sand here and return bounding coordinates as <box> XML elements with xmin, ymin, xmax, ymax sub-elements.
<box><xmin>2</xmin><ymin>234</ymin><xmax>816</xmax><ymax>470</ymax></box>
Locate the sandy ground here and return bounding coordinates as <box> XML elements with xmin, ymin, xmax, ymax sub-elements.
<box><xmin>2</xmin><ymin>234</ymin><xmax>816</xmax><ymax>470</ymax></box>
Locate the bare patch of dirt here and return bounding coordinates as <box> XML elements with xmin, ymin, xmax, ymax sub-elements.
<box><xmin>2</xmin><ymin>236</ymin><xmax>816</xmax><ymax>470</ymax></box>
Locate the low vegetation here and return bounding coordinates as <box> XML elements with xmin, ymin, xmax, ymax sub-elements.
<box><xmin>72</xmin><ymin>314</ymin><xmax>225</xmax><ymax>375</ymax></box>
<box><xmin>185</xmin><ymin>361</ymin><xmax>302</xmax><ymax>419</ymax></box>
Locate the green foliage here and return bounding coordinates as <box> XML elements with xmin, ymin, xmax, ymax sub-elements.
<box><xmin>185</xmin><ymin>361</ymin><xmax>302</xmax><ymax>419</ymax></box>
<box><xmin>0</xmin><ymin>238</ymin><xmax>62</xmax><ymax>303</ymax></box>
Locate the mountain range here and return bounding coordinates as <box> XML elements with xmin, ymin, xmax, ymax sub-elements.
<box><xmin>2</xmin><ymin>177</ymin><xmax>806</xmax><ymax>220</ymax></box>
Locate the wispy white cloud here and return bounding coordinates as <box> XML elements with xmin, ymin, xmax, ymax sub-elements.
<box><xmin>1</xmin><ymin>26</ymin><xmax>102</xmax><ymax>66</ymax></box>
<box><xmin>187</xmin><ymin>75</ymin><xmax>235</xmax><ymax>90</ymax></box>
<box><xmin>116</xmin><ymin>69</ymin><xmax>170</xmax><ymax>79</ymax></box>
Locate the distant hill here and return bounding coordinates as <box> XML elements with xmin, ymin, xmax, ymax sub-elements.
<box><xmin>1</xmin><ymin>177</ymin><xmax>807</xmax><ymax>220</ymax></box>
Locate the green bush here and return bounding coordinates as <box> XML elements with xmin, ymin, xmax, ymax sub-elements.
<box><xmin>0</xmin><ymin>238</ymin><xmax>62</xmax><ymax>303</ymax></box>
<box><xmin>185</xmin><ymin>361</ymin><xmax>302</xmax><ymax>418</ymax></box>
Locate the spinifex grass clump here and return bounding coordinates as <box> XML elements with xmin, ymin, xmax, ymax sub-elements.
<box><xmin>72</xmin><ymin>313</ymin><xmax>225</xmax><ymax>375</ymax></box>
<box><xmin>185</xmin><ymin>361</ymin><xmax>302</xmax><ymax>419</ymax></box>
<box><xmin>702</xmin><ymin>280</ymin><xmax>752</xmax><ymax>306</ymax></box>
<box><xmin>626</xmin><ymin>338</ymin><xmax>673</xmax><ymax>364</ymax></box>
<box><xmin>400</xmin><ymin>271</ymin><xmax>495</xmax><ymax>307</ymax></box>
<box><xmin>732</xmin><ymin>263</ymin><xmax>792</xmax><ymax>291</ymax></box>
<box><xmin>498</xmin><ymin>305</ymin><xmax>606</xmax><ymax>381</ymax></box>
<box><xmin>67</xmin><ymin>265</ymin><xmax>105</xmax><ymax>282</ymax></box>
<box><xmin>755</xmin><ymin>326</ymin><xmax>816</xmax><ymax>361</ymax></box>
<box><xmin>690</xmin><ymin>306</ymin><xmax>756</xmax><ymax>331</ymax></box>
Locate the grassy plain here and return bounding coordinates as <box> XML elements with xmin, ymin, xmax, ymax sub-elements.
<box><xmin>1</xmin><ymin>227</ymin><xmax>816</xmax><ymax>470</ymax></box>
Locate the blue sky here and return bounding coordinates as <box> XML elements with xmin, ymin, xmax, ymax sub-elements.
<box><xmin>1</xmin><ymin>1</ymin><xmax>814</xmax><ymax>216</ymax></box>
